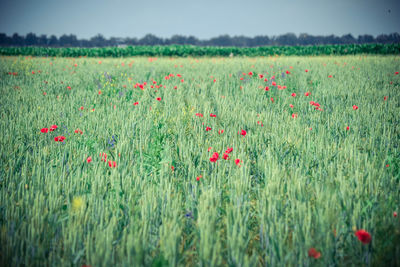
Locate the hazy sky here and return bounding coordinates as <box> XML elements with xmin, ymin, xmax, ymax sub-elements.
<box><xmin>0</xmin><ymin>0</ymin><xmax>399</xmax><ymax>39</ymax></box>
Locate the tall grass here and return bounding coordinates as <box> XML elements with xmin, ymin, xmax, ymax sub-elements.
<box><xmin>0</xmin><ymin>55</ymin><xmax>399</xmax><ymax>266</ymax></box>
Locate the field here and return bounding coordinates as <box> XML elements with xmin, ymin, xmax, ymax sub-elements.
<box><xmin>0</xmin><ymin>55</ymin><xmax>399</xmax><ymax>266</ymax></box>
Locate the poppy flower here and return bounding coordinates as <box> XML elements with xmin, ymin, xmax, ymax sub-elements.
<box><xmin>248</xmin><ymin>71</ymin><xmax>253</xmax><ymax>76</ymax></box>
<box><xmin>67</xmin><ymin>86</ymin><xmax>71</xmax><ymax>90</ymax></box>
<box><xmin>308</xmin><ymin>248</ymin><xmax>321</xmax><ymax>259</ymax></box>
<box><xmin>292</xmin><ymin>113</ymin><xmax>298</xmax><ymax>118</ymax></box>
<box><xmin>385</xmin><ymin>164</ymin><xmax>389</xmax><ymax>167</ymax></box>
<box><xmin>238</xmin><ymin>129</ymin><xmax>247</xmax><ymax>136</ymax></box>
<box><xmin>43</xmin><ymin>92</ymin><xmax>47</xmax><ymax>96</ymax></box>
<box><xmin>384</xmin><ymin>96</ymin><xmax>388</xmax><ymax>101</ymax></box>
<box><xmin>210</xmin><ymin>152</ymin><xmax>219</xmax><ymax>162</ymax></box>
<box><xmin>272</xmin><ymin>81</ymin><xmax>277</xmax><ymax>86</ymax></box>
<box><xmin>40</xmin><ymin>128</ymin><xmax>49</xmax><ymax>133</ymax></box>
<box><xmin>196</xmin><ymin>175</ymin><xmax>203</xmax><ymax>181</ymax></box>
<box><xmin>259</xmin><ymin>74</ymin><xmax>264</xmax><ymax>78</ymax></box>
<box><xmin>74</xmin><ymin>129</ymin><xmax>83</xmax><ymax>134</ymax></box>
<box><xmin>286</xmin><ymin>70</ymin><xmax>290</xmax><ymax>74</ymax></box>
<box><xmin>289</xmin><ymin>104</ymin><xmax>294</xmax><ymax>108</ymax></box>
<box><xmin>98</xmin><ymin>90</ymin><xmax>102</xmax><ymax>95</ymax></box>
<box><xmin>171</xmin><ymin>166</ymin><xmax>175</xmax><ymax>171</ymax></box>
<box><xmin>235</xmin><ymin>159</ymin><xmax>242</xmax><ymax>167</ymax></box>
<box><xmin>210</xmin><ymin>113</ymin><xmax>217</xmax><ymax>117</ymax></box>
<box><xmin>205</xmin><ymin>126</ymin><xmax>212</xmax><ymax>131</ymax></box>
<box><xmin>87</xmin><ymin>156</ymin><xmax>92</xmax><ymax>163</ymax></box>
<box><xmin>353</xmin><ymin>105</ymin><xmax>358</xmax><ymax>110</ymax></box>
<box><xmin>195</xmin><ymin>113</ymin><xmax>203</xmax><ymax>117</ymax></box>
<box><xmin>394</xmin><ymin>211</ymin><xmax>397</xmax><ymax>217</ymax></box>
<box><xmin>304</xmin><ymin>92</ymin><xmax>310</xmax><ymax>96</ymax></box>
<box><xmin>223</xmin><ymin>153</ymin><xmax>229</xmax><ymax>160</ymax></box>
<box><xmin>346</xmin><ymin>126</ymin><xmax>350</xmax><ymax>131</ymax></box>
<box><xmin>208</xmin><ymin>147</ymin><xmax>212</xmax><ymax>152</ymax></box>
<box><xmin>218</xmin><ymin>129</ymin><xmax>224</xmax><ymax>134</ymax></box>
<box><xmin>355</xmin><ymin>229</ymin><xmax>371</xmax><ymax>244</ymax></box>
<box><xmin>134</xmin><ymin>102</ymin><xmax>139</xmax><ymax>105</ymax></box>
<box><xmin>49</xmin><ymin>125</ymin><xmax>58</xmax><ymax>131</ymax></box>
<box><xmin>291</xmin><ymin>93</ymin><xmax>296</xmax><ymax>97</ymax></box>
<box><xmin>108</xmin><ymin>161</ymin><xmax>117</xmax><ymax>168</ymax></box>
<box><xmin>328</xmin><ymin>75</ymin><xmax>333</xmax><ymax>78</ymax></box>
<box><xmin>265</xmin><ymin>86</ymin><xmax>269</xmax><ymax>91</ymax></box>
<box><xmin>225</xmin><ymin>147</ymin><xmax>233</xmax><ymax>154</ymax></box>
<box><xmin>156</xmin><ymin>97</ymin><xmax>161</xmax><ymax>101</ymax></box>
<box><xmin>270</xmin><ymin>97</ymin><xmax>274</xmax><ymax>103</ymax></box>
<box><xmin>395</xmin><ymin>71</ymin><xmax>399</xmax><ymax>75</ymax></box>
<box><xmin>305</xmin><ymin>69</ymin><xmax>309</xmax><ymax>72</ymax></box>
<box><xmin>54</xmin><ymin>136</ymin><xmax>65</xmax><ymax>142</ymax></box>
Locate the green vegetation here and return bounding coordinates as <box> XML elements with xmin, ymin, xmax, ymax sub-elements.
<box><xmin>0</xmin><ymin>43</ymin><xmax>399</xmax><ymax>57</ymax></box>
<box><xmin>0</xmin><ymin>55</ymin><xmax>399</xmax><ymax>266</ymax></box>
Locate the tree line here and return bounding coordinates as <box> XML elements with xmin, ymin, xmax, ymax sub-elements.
<box><xmin>0</xmin><ymin>32</ymin><xmax>399</xmax><ymax>47</ymax></box>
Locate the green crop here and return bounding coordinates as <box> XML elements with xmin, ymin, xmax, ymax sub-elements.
<box><xmin>0</xmin><ymin>55</ymin><xmax>399</xmax><ymax>266</ymax></box>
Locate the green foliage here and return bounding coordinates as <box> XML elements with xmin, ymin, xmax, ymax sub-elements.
<box><xmin>0</xmin><ymin>44</ymin><xmax>399</xmax><ymax>57</ymax></box>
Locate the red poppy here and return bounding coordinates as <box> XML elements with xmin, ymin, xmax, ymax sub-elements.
<box><xmin>54</xmin><ymin>136</ymin><xmax>65</xmax><ymax>142</ymax></box>
<box><xmin>49</xmin><ymin>125</ymin><xmax>58</xmax><ymax>131</ymax></box>
<box><xmin>223</xmin><ymin>153</ymin><xmax>229</xmax><ymax>160</ymax></box>
<box><xmin>87</xmin><ymin>156</ymin><xmax>92</xmax><ymax>163</ymax></box>
<box><xmin>259</xmin><ymin>74</ymin><xmax>264</xmax><ymax>78</ymax></box>
<box><xmin>308</xmin><ymin>248</ymin><xmax>321</xmax><ymax>259</ymax></box>
<box><xmin>98</xmin><ymin>90</ymin><xmax>102</xmax><ymax>95</ymax></box>
<box><xmin>218</xmin><ymin>129</ymin><xmax>224</xmax><ymax>134</ymax></box>
<box><xmin>355</xmin><ymin>229</ymin><xmax>371</xmax><ymax>244</ymax></box>
<box><xmin>156</xmin><ymin>97</ymin><xmax>161</xmax><ymax>101</ymax></box>
<box><xmin>270</xmin><ymin>97</ymin><xmax>274</xmax><ymax>102</ymax></box>
<box><xmin>196</xmin><ymin>175</ymin><xmax>203</xmax><ymax>181</ymax></box>
<box><xmin>394</xmin><ymin>211</ymin><xmax>397</xmax><ymax>217</ymax></box>
<box><xmin>74</xmin><ymin>129</ymin><xmax>83</xmax><ymax>134</ymax></box>
<box><xmin>395</xmin><ymin>71</ymin><xmax>399</xmax><ymax>75</ymax></box>
<box><xmin>304</xmin><ymin>92</ymin><xmax>310</xmax><ymax>96</ymax></box>
<box><xmin>134</xmin><ymin>102</ymin><xmax>139</xmax><ymax>105</ymax></box>
<box><xmin>385</xmin><ymin>164</ymin><xmax>389</xmax><ymax>167</ymax></box>
<box><xmin>235</xmin><ymin>159</ymin><xmax>242</xmax><ymax>167</ymax></box>
<box><xmin>108</xmin><ymin>161</ymin><xmax>117</xmax><ymax>168</ymax></box>
<box><xmin>248</xmin><ymin>71</ymin><xmax>253</xmax><ymax>76</ymax></box>
<box><xmin>205</xmin><ymin>126</ymin><xmax>212</xmax><ymax>131</ymax></box>
<box><xmin>286</xmin><ymin>70</ymin><xmax>290</xmax><ymax>74</ymax></box>
<box><xmin>292</xmin><ymin>113</ymin><xmax>298</xmax><ymax>118</ymax></box>
<box><xmin>305</xmin><ymin>69</ymin><xmax>309</xmax><ymax>72</ymax></box>
<box><xmin>210</xmin><ymin>152</ymin><xmax>219</xmax><ymax>162</ymax></box>
<box><xmin>353</xmin><ymin>105</ymin><xmax>358</xmax><ymax>110</ymax></box>
<box><xmin>238</xmin><ymin>129</ymin><xmax>247</xmax><ymax>136</ymax></box>
<box><xmin>208</xmin><ymin>147</ymin><xmax>212</xmax><ymax>152</ymax></box>
<box><xmin>289</xmin><ymin>104</ymin><xmax>294</xmax><ymax>108</ymax></box>
<box><xmin>210</xmin><ymin>113</ymin><xmax>217</xmax><ymax>117</ymax></box>
<box><xmin>265</xmin><ymin>86</ymin><xmax>269</xmax><ymax>91</ymax></box>
<box><xmin>67</xmin><ymin>86</ymin><xmax>71</xmax><ymax>90</ymax></box>
<box><xmin>41</xmin><ymin>128</ymin><xmax>49</xmax><ymax>133</ymax></box>
<box><xmin>272</xmin><ymin>81</ymin><xmax>276</xmax><ymax>86</ymax></box>
<box><xmin>43</xmin><ymin>92</ymin><xmax>47</xmax><ymax>96</ymax></box>
<box><xmin>225</xmin><ymin>147</ymin><xmax>233</xmax><ymax>154</ymax></box>
<box><xmin>195</xmin><ymin>113</ymin><xmax>203</xmax><ymax>117</ymax></box>
<box><xmin>384</xmin><ymin>96</ymin><xmax>388</xmax><ymax>101</ymax></box>
<box><xmin>328</xmin><ymin>75</ymin><xmax>333</xmax><ymax>78</ymax></box>
<box><xmin>346</xmin><ymin>126</ymin><xmax>350</xmax><ymax>131</ymax></box>
<box><xmin>171</xmin><ymin>166</ymin><xmax>175</xmax><ymax>171</ymax></box>
<box><xmin>291</xmin><ymin>93</ymin><xmax>296</xmax><ymax>97</ymax></box>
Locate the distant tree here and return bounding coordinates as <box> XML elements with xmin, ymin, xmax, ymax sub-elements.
<box><xmin>250</xmin><ymin>35</ymin><xmax>270</xmax><ymax>47</ymax></box>
<box><xmin>125</xmin><ymin>37</ymin><xmax>138</xmax><ymax>46</ymax></box>
<box><xmin>357</xmin><ymin>34</ymin><xmax>375</xmax><ymax>44</ymax></box>
<box><xmin>59</xmin><ymin>34</ymin><xmax>78</xmax><ymax>47</ymax></box>
<box><xmin>0</xmin><ymin>33</ymin><xmax>11</xmax><ymax>46</ymax></box>
<box><xmin>38</xmin><ymin>34</ymin><xmax>48</xmax><ymax>46</ymax></box>
<box><xmin>340</xmin><ymin>34</ymin><xmax>356</xmax><ymax>44</ymax></box>
<box><xmin>90</xmin><ymin>34</ymin><xmax>107</xmax><ymax>47</ymax></box>
<box><xmin>12</xmin><ymin>33</ymin><xmax>24</xmax><ymax>46</ymax></box>
<box><xmin>139</xmin><ymin>34</ymin><xmax>164</xmax><ymax>45</ymax></box>
<box><xmin>275</xmin><ymin>33</ymin><xmax>298</xmax><ymax>46</ymax></box>
<box><xmin>48</xmin><ymin>35</ymin><xmax>58</xmax><ymax>47</ymax></box>
<box><xmin>207</xmin><ymin>35</ymin><xmax>233</xmax><ymax>46</ymax></box>
<box><xmin>25</xmin><ymin>32</ymin><xmax>38</xmax><ymax>46</ymax></box>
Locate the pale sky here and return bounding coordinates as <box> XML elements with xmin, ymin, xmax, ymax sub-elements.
<box><xmin>0</xmin><ymin>0</ymin><xmax>399</xmax><ymax>39</ymax></box>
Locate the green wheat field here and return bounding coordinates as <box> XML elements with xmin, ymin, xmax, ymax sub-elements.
<box><xmin>1</xmin><ymin>55</ymin><xmax>399</xmax><ymax>266</ymax></box>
